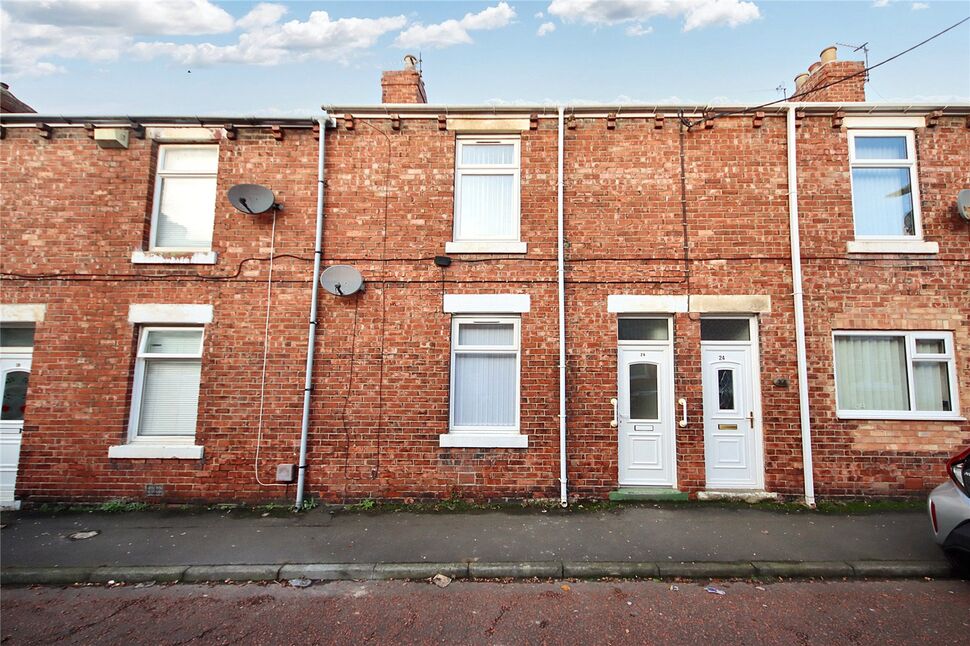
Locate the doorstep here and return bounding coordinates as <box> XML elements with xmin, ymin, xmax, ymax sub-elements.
<box><xmin>697</xmin><ymin>490</ymin><xmax>780</xmax><ymax>503</ymax></box>
<box><xmin>609</xmin><ymin>487</ymin><xmax>690</xmax><ymax>502</ymax></box>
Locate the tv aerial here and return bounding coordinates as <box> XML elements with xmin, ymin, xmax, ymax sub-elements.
<box><xmin>227</xmin><ymin>184</ymin><xmax>281</xmax><ymax>215</ymax></box>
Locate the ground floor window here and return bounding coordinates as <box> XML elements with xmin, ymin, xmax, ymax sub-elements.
<box><xmin>449</xmin><ymin>316</ymin><xmax>520</xmax><ymax>433</ymax></box>
<box><xmin>833</xmin><ymin>330</ymin><xmax>958</xmax><ymax>419</ymax></box>
<box><xmin>128</xmin><ymin>327</ymin><xmax>204</xmax><ymax>440</ymax></box>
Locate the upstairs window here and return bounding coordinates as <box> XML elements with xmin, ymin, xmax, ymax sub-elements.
<box><xmin>128</xmin><ymin>327</ymin><xmax>204</xmax><ymax>441</ymax></box>
<box><xmin>150</xmin><ymin>145</ymin><xmax>219</xmax><ymax>251</ymax></box>
<box><xmin>833</xmin><ymin>331</ymin><xmax>959</xmax><ymax>420</ymax></box>
<box><xmin>848</xmin><ymin>131</ymin><xmax>921</xmax><ymax>239</ymax></box>
<box><xmin>453</xmin><ymin>136</ymin><xmax>521</xmax><ymax>243</ymax></box>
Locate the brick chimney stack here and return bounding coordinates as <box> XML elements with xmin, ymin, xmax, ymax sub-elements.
<box><xmin>792</xmin><ymin>46</ymin><xmax>867</xmax><ymax>102</ymax></box>
<box><xmin>381</xmin><ymin>55</ymin><xmax>427</xmax><ymax>104</ymax></box>
<box><xmin>1</xmin><ymin>83</ymin><xmax>36</xmax><ymax>113</ymax></box>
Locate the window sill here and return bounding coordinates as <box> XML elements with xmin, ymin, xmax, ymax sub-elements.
<box><xmin>131</xmin><ymin>250</ymin><xmax>218</xmax><ymax>265</ymax></box>
<box><xmin>439</xmin><ymin>433</ymin><xmax>528</xmax><ymax>448</ymax></box>
<box><xmin>846</xmin><ymin>240</ymin><xmax>938</xmax><ymax>255</ymax></box>
<box><xmin>108</xmin><ymin>444</ymin><xmax>204</xmax><ymax>459</ymax></box>
<box><xmin>445</xmin><ymin>241</ymin><xmax>527</xmax><ymax>254</ymax></box>
<box><xmin>836</xmin><ymin>413</ymin><xmax>965</xmax><ymax>422</ymax></box>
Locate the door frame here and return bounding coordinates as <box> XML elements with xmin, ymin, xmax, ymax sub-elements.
<box><xmin>616</xmin><ymin>316</ymin><xmax>677</xmax><ymax>488</ymax></box>
<box><xmin>0</xmin><ymin>351</ymin><xmax>32</xmax><ymax>510</ymax></box>
<box><xmin>699</xmin><ymin>315</ymin><xmax>766</xmax><ymax>491</ymax></box>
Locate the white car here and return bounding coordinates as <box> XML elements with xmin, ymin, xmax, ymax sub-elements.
<box><xmin>928</xmin><ymin>447</ymin><xmax>970</xmax><ymax>576</ymax></box>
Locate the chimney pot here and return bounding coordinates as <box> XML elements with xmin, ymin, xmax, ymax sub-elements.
<box><xmin>794</xmin><ymin>73</ymin><xmax>810</xmax><ymax>90</ymax></box>
<box><xmin>808</xmin><ymin>61</ymin><xmax>822</xmax><ymax>74</ymax></box>
<box><xmin>820</xmin><ymin>46</ymin><xmax>838</xmax><ymax>64</ymax></box>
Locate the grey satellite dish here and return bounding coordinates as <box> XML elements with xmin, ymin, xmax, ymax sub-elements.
<box><xmin>321</xmin><ymin>265</ymin><xmax>365</xmax><ymax>296</ymax></box>
<box><xmin>957</xmin><ymin>189</ymin><xmax>970</xmax><ymax>222</ymax></box>
<box><xmin>227</xmin><ymin>184</ymin><xmax>279</xmax><ymax>215</ymax></box>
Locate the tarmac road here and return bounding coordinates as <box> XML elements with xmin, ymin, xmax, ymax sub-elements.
<box><xmin>1</xmin><ymin>579</ymin><xmax>968</xmax><ymax>645</ymax></box>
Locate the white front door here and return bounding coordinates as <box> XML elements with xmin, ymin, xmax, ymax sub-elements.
<box><xmin>618</xmin><ymin>346</ymin><xmax>676</xmax><ymax>486</ymax></box>
<box><xmin>1</xmin><ymin>355</ymin><xmax>31</xmax><ymax>507</ymax></box>
<box><xmin>701</xmin><ymin>343</ymin><xmax>761</xmax><ymax>489</ymax></box>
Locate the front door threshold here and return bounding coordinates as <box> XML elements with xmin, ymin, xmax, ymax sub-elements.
<box><xmin>697</xmin><ymin>490</ymin><xmax>779</xmax><ymax>503</ymax></box>
<box><xmin>609</xmin><ymin>487</ymin><xmax>689</xmax><ymax>502</ymax></box>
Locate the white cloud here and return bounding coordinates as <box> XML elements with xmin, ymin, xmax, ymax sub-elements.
<box><xmin>535</xmin><ymin>11</ymin><xmax>545</xmax><ymax>18</ymax></box>
<box><xmin>1</xmin><ymin>3</ymin><xmax>407</xmax><ymax>77</ymax></box>
<box><xmin>537</xmin><ymin>21</ymin><xmax>557</xmax><ymax>36</ymax></box>
<box><xmin>135</xmin><ymin>11</ymin><xmax>407</xmax><ymax>66</ymax></box>
<box><xmin>547</xmin><ymin>0</ymin><xmax>760</xmax><ymax>32</ymax></box>
<box><xmin>625</xmin><ymin>23</ymin><xmax>653</xmax><ymax>36</ymax></box>
<box><xmin>236</xmin><ymin>3</ymin><xmax>288</xmax><ymax>30</ymax></box>
<box><xmin>911</xmin><ymin>2</ymin><xmax>929</xmax><ymax>9</ymax></box>
<box><xmin>395</xmin><ymin>2</ymin><xmax>516</xmax><ymax>49</ymax></box>
<box><xmin>2</xmin><ymin>0</ymin><xmax>235</xmax><ymax>35</ymax></box>
<box><xmin>872</xmin><ymin>0</ymin><xmax>890</xmax><ymax>6</ymax></box>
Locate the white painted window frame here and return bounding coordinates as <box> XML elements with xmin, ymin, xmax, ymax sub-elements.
<box><xmin>148</xmin><ymin>144</ymin><xmax>219</xmax><ymax>253</ymax></box>
<box><xmin>452</xmin><ymin>135</ymin><xmax>522</xmax><ymax>245</ymax></box>
<box><xmin>126</xmin><ymin>326</ymin><xmax>205</xmax><ymax>444</ymax></box>
<box><xmin>448</xmin><ymin>315</ymin><xmax>522</xmax><ymax>436</ymax></box>
<box><xmin>832</xmin><ymin>329</ymin><xmax>961</xmax><ymax>420</ymax></box>
<box><xmin>847</xmin><ymin>130</ymin><xmax>923</xmax><ymax>242</ymax></box>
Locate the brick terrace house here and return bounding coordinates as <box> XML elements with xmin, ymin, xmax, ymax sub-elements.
<box><xmin>1</xmin><ymin>48</ymin><xmax>967</xmax><ymax>508</ymax></box>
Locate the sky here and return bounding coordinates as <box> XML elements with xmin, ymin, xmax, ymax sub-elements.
<box><xmin>1</xmin><ymin>0</ymin><xmax>968</xmax><ymax>115</ymax></box>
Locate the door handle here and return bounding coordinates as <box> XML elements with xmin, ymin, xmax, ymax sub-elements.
<box><xmin>748</xmin><ymin>411</ymin><xmax>755</xmax><ymax>428</ymax></box>
<box><xmin>678</xmin><ymin>398</ymin><xmax>687</xmax><ymax>428</ymax></box>
<box><xmin>610</xmin><ymin>398</ymin><xmax>618</xmax><ymax>427</ymax></box>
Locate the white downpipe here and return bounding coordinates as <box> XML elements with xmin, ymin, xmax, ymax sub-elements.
<box><xmin>295</xmin><ymin>113</ymin><xmax>331</xmax><ymax>510</ymax></box>
<box><xmin>557</xmin><ymin>106</ymin><xmax>568</xmax><ymax>507</ymax></box>
<box><xmin>787</xmin><ymin>106</ymin><xmax>816</xmax><ymax>508</ymax></box>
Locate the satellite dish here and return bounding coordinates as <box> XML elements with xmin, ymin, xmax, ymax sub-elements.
<box><xmin>227</xmin><ymin>184</ymin><xmax>279</xmax><ymax>215</ymax></box>
<box><xmin>958</xmin><ymin>189</ymin><xmax>970</xmax><ymax>222</ymax></box>
<box><xmin>320</xmin><ymin>265</ymin><xmax>365</xmax><ymax>297</ymax></box>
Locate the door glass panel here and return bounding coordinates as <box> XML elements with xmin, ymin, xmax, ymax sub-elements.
<box><xmin>0</xmin><ymin>325</ymin><xmax>35</xmax><ymax>348</ymax></box>
<box><xmin>701</xmin><ymin>319</ymin><xmax>750</xmax><ymax>341</ymax></box>
<box><xmin>717</xmin><ymin>369</ymin><xmax>735</xmax><ymax>410</ymax></box>
<box><xmin>629</xmin><ymin>363</ymin><xmax>659</xmax><ymax>419</ymax></box>
<box><xmin>618</xmin><ymin>319</ymin><xmax>668</xmax><ymax>341</ymax></box>
<box><xmin>1</xmin><ymin>371</ymin><xmax>29</xmax><ymax>421</ymax></box>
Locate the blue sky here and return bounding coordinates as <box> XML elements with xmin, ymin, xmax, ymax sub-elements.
<box><xmin>2</xmin><ymin>1</ymin><xmax>968</xmax><ymax>115</ymax></box>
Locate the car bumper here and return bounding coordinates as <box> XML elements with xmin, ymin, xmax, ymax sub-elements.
<box><xmin>928</xmin><ymin>480</ymin><xmax>970</xmax><ymax>546</ymax></box>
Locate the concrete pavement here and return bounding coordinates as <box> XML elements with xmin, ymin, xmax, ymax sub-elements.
<box><xmin>0</xmin><ymin>505</ymin><xmax>953</xmax><ymax>583</ymax></box>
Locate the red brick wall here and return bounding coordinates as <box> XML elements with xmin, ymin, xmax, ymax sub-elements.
<box><xmin>795</xmin><ymin>115</ymin><xmax>970</xmax><ymax>496</ymax></box>
<box><xmin>1</xmin><ymin>111</ymin><xmax>967</xmax><ymax>505</ymax></box>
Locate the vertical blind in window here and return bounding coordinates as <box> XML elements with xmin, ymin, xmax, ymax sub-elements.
<box><xmin>834</xmin><ymin>332</ymin><xmax>956</xmax><ymax>415</ymax></box>
<box><xmin>134</xmin><ymin>328</ymin><xmax>203</xmax><ymax>438</ymax></box>
<box><xmin>849</xmin><ymin>133</ymin><xmax>918</xmax><ymax>238</ymax></box>
<box><xmin>153</xmin><ymin>146</ymin><xmax>218</xmax><ymax>250</ymax></box>
<box><xmin>454</xmin><ymin>138</ymin><xmax>520</xmax><ymax>242</ymax></box>
<box><xmin>452</xmin><ymin>320</ymin><xmax>518</xmax><ymax>429</ymax></box>
<box><xmin>138</xmin><ymin>360</ymin><xmax>202</xmax><ymax>436</ymax></box>
<box><xmin>834</xmin><ymin>335</ymin><xmax>909</xmax><ymax>411</ymax></box>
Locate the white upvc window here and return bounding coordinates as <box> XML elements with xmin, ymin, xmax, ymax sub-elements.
<box><xmin>449</xmin><ymin>316</ymin><xmax>521</xmax><ymax>434</ymax></box>
<box><xmin>128</xmin><ymin>327</ymin><xmax>204</xmax><ymax>442</ymax></box>
<box><xmin>453</xmin><ymin>136</ymin><xmax>521</xmax><ymax>244</ymax></box>
<box><xmin>833</xmin><ymin>330</ymin><xmax>960</xmax><ymax>420</ymax></box>
<box><xmin>848</xmin><ymin>130</ymin><xmax>922</xmax><ymax>239</ymax></box>
<box><xmin>149</xmin><ymin>145</ymin><xmax>219</xmax><ymax>252</ymax></box>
